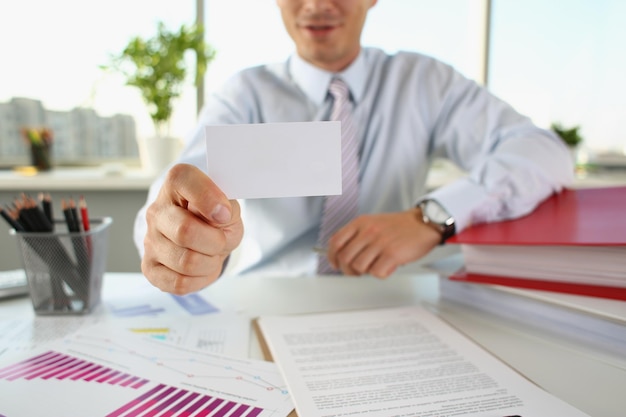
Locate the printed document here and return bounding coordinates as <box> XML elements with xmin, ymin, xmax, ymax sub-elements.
<box><xmin>0</xmin><ymin>323</ymin><xmax>293</xmax><ymax>417</ymax></box>
<box><xmin>257</xmin><ymin>305</ymin><xmax>591</xmax><ymax>417</ymax></box>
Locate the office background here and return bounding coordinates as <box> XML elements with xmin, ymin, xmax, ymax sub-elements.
<box><xmin>2</xmin><ymin>1</ymin><xmax>624</xmax><ymax>158</ymax></box>
<box><xmin>1</xmin><ymin>0</ymin><xmax>625</xmax><ymax>272</ymax></box>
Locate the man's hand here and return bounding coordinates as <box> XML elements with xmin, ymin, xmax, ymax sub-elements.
<box><xmin>141</xmin><ymin>164</ymin><xmax>244</xmax><ymax>295</ymax></box>
<box><xmin>325</xmin><ymin>208</ymin><xmax>441</xmax><ymax>278</ymax></box>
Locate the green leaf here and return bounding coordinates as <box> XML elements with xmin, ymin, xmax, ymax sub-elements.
<box><xmin>551</xmin><ymin>122</ymin><xmax>584</xmax><ymax>147</ymax></box>
<box><xmin>105</xmin><ymin>21</ymin><xmax>216</xmax><ymax>132</ymax></box>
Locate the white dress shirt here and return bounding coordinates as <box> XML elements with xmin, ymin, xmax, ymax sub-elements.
<box><xmin>134</xmin><ymin>47</ymin><xmax>574</xmax><ymax>277</ymax></box>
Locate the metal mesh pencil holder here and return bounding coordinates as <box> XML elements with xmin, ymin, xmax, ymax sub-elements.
<box><xmin>10</xmin><ymin>217</ymin><xmax>112</xmax><ymax>315</ymax></box>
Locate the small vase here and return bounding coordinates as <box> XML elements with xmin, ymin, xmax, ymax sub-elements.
<box><xmin>30</xmin><ymin>144</ymin><xmax>52</xmax><ymax>171</ymax></box>
<box><xmin>137</xmin><ymin>135</ymin><xmax>182</xmax><ymax>174</ymax></box>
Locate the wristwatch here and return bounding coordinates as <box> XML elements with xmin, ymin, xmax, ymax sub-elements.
<box><xmin>418</xmin><ymin>199</ymin><xmax>456</xmax><ymax>244</ymax></box>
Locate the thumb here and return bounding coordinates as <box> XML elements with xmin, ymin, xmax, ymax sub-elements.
<box><xmin>166</xmin><ymin>164</ymin><xmax>232</xmax><ymax>226</ymax></box>
<box><xmin>209</xmin><ymin>202</ymin><xmax>232</xmax><ymax>225</ymax></box>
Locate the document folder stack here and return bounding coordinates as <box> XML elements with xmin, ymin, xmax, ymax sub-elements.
<box><xmin>446</xmin><ymin>186</ymin><xmax>626</xmax><ymax>301</ymax></box>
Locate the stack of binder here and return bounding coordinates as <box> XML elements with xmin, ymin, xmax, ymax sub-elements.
<box><xmin>438</xmin><ymin>276</ymin><xmax>626</xmax><ymax>360</ymax></box>
<box><xmin>445</xmin><ymin>185</ymin><xmax>626</xmax><ymax>300</ymax></box>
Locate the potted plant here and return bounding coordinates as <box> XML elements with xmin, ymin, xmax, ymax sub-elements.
<box><xmin>21</xmin><ymin>127</ymin><xmax>54</xmax><ymax>171</ymax></box>
<box><xmin>104</xmin><ymin>21</ymin><xmax>216</xmax><ymax>172</ymax></box>
<box><xmin>550</xmin><ymin>122</ymin><xmax>583</xmax><ymax>148</ymax></box>
<box><xmin>551</xmin><ymin>122</ymin><xmax>584</xmax><ymax>166</ymax></box>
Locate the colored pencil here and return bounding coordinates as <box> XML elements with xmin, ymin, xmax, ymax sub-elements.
<box><xmin>79</xmin><ymin>196</ymin><xmax>90</xmax><ymax>232</ymax></box>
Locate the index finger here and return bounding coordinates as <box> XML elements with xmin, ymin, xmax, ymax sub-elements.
<box><xmin>326</xmin><ymin>222</ymin><xmax>359</xmax><ymax>269</ymax></box>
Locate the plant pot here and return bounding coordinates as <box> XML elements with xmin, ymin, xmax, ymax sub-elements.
<box><xmin>137</xmin><ymin>135</ymin><xmax>182</xmax><ymax>175</ymax></box>
<box><xmin>568</xmin><ymin>145</ymin><xmax>579</xmax><ymax>167</ymax></box>
<box><xmin>30</xmin><ymin>144</ymin><xmax>53</xmax><ymax>171</ymax></box>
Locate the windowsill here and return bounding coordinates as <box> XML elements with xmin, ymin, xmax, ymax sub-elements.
<box><xmin>425</xmin><ymin>159</ymin><xmax>626</xmax><ymax>191</ymax></box>
<box><xmin>1</xmin><ymin>161</ymin><xmax>625</xmax><ymax>193</ymax></box>
<box><xmin>572</xmin><ymin>167</ymin><xmax>626</xmax><ymax>188</ymax></box>
<box><xmin>0</xmin><ymin>165</ymin><xmax>157</xmax><ymax>191</ymax></box>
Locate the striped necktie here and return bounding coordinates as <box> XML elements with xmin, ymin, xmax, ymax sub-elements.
<box><xmin>317</xmin><ymin>78</ymin><xmax>360</xmax><ymax>274</ymax></box>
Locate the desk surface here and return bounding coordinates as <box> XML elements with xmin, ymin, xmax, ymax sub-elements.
<box><xmin>2</xmin><ymin>271</ymin><xmax>625</xmax><ymax>417</ymax></box>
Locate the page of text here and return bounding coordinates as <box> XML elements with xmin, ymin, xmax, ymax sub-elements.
<box><xmin>258</xmin><ymin>306</ymin><xmax>590</xmax><ymax>417</ymax></box>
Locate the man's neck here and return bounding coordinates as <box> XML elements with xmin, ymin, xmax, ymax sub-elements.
<box><xmin>297</xmin><ymin>46</ymin><xmax>361</xmax><ymax>73</ymax></box>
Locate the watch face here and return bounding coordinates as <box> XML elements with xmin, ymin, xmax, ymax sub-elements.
<box><xmin>423</xmin><ymin>200</ymin><xmax>450</xmax><ymax>224</ymax></box>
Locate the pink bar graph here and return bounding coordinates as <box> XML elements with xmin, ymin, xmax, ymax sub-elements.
<box><xmin>97</xmin><ymin>370</ymin><xmax>121</xmax><ymax>383</ymax></box>
<box><xmin>1</xmin><ymin>351</ymin><xmax>269</xmax><ymax>417</ymax></box>
<box><xmin>159</xmin><ymin>392</ymin><xmax>200</xmax><ymax>417</ymax></box>
<box><xmin>56</xmin><ymin>361</ymin><xmax>93</xmax><ymax>380</ymax></box>
<box><xmin>0</xmin><ymin>351</ymin><xmax>59</xmax><ymax>378</ymax></box>
<box><xmin>211</xmin><ymin>401</ymin><xmax>236</xmax><ymax>417</ymax></box>
<box><xmin>46</xmin><ymin>357</ymin><xmax>86</xmax><ymax>379</ymax></box>
<box><xmin>40</xmin><ymin>357</ymin><xmax>82</xmax><ymax>379</ymax></box>
<box><xmin>130</xmin><ymin>378</ymin><xmax>149</xmax><ymax>389</ymax></box>
<box><xmin>75</xmin><ymin>365</ymin><xmax>104</xmax><ymax>381</ymax></box>
<box><xmin>84</xmin><ymin>366</ymin><xmax>113</xmax><ymax>382</ymax></box>
<box><xmin>120</xmin><ymin>376</ymin><xmax>139</xmax><ymax>387</ymax></box>
<box><xmin>69</xmin><ymin>363</ymin><xmax>100</xmax><ymax>380</ymax></box>
<box><xmin>25</xmin><ymin>356</ymin><xmax>76</xmax><ymax>380</ymax></box>
<box><xmin>119</xmin><ymin>385</ymin><xmax>177</xmax><ymax>416</ymax></box>
<box><xmin>6</xmin><ymin>353</ymin><xmax>66</xmax><ymax>380</ymax></box>
<box><xmin>105</xmin><ymin>383</ymin><xmax>168</xmax><ymax>417</ymax></box>
<box><xmin>247</xmin><ymin>407</ymin><xmax>263</xmax><ymax>417</ymax></box>
<box><xmin>229</xmin><ymin>403</ymin><xmax>250</xmax><ymax>417</ymax></box>
<box><xmin>142</xmin><ymin>388</ymin><xmax>188</xmax><ymax>417</ymax></box>
<box><xmin>108</xmin><ymin>372</ymin><xmax>132</xmax><ymax>385</ymax></box>
<box><xmin>177</xmin><ymin>395</ymin><xmax>213</xmax><ymax>417</ymax></box>
<box><xmin>195</xmin><ymin>398</ymin><xmax>225</xmax><ymax>417</ymax></box>
<box><xmin>1</xmin><ymin>351</ymin><xmax>149</xmax><ymax>392</ymax></box>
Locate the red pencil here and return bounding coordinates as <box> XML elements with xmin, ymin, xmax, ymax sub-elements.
<box><xmin>79</xmin><ymin>196</ymin><xmax>90</xmax><ymax>231</ymax></box>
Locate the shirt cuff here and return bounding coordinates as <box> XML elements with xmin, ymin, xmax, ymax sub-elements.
<box><xmin>424</xmin><ymin>178</ymin><xmax>501</xmax><ymax>234</ymax></box>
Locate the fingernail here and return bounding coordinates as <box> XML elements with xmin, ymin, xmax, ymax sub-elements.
<box><xmin>211</xmin><ymin>203</ymin><xmax>231</xmax><ymax>224</ymax></box>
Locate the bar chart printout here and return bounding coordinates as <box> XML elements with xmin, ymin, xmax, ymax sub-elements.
<box><xmin>0</xmin><ymin>327</ymin><xmax>294</xmax><ymax>417</ymax></box>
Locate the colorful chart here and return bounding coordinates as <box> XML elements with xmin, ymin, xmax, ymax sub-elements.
<box><xmin>0</xmin><ymin>350</ymin><xmax>267</xmax><ymax>416</ymax></box>
<box><xmin>0</xmin><ymin>326</ymin><xmax>293</xmax><ymax>417</ymax></box>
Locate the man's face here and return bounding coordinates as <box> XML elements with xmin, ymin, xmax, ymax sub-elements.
<box><xmin>276</xmin><ymin>0</ymin><xmax>377</xmax><ymax>72</ymax></box>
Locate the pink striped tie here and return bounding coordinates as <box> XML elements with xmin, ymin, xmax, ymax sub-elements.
<box><xmin>317</xmin><ymin>78</ymin><xmax>360</xmax><ymax>274</ymax></box>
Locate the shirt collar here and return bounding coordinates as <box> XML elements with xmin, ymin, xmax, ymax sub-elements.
<box><xmin>289</xmin><ymin>50</ymin><xmax>368</xmax><ymax>106</ymax></box>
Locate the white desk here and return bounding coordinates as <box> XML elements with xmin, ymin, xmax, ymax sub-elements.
<box><xmin>2</xmin><ymin>270</ymin><xmax>625</xmax><ymax>417</ymax></box>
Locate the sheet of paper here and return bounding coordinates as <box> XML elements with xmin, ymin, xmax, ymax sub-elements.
<box><xmin>0</xmin><ymin>312</ymin><xmax>251</xmax><ymax>362</ymax></box>
<box><xmin>104</xmin><ymin>313</ymin><xmax>252</xmax><ymax>358</ymax></box>
<box><xmin>205</xmin><ymin>121</ymin><xmax>341</xmax><ymax>199</ymax></box>
<box><xmin>0</xmin><ymin>323</ymin><xmax>294</xmax><ymax>417</ymax></box>
<box><xmin>0</xmin><ymin>315</ymin><xmax>104</xmax><ymax>362</ymax></box>
<box><xmin>101</xmin><ymin>271</ymin><xmax>222</xmax><ymax>317</ymax></box>
<box><xmin>257</xmin><ymin>305</ymin><xmax>591</xmax><ymax>417</ymax></box>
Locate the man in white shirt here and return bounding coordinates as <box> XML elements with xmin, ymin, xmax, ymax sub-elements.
<box><xmin>134</xmin><ymin>0</ymin><xmax>573</xmax><ymax>294</ymax></box>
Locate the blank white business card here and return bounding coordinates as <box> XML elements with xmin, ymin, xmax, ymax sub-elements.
<box><xmin>205</xmin><ymin>121</ymin><xmax>342</xmax><ymax>199</ymax></box>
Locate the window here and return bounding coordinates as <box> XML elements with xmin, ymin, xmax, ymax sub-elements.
<box><xmin>362</xmin><ymin>0</ymin><xmax>487</xmax><ymax>82</ymax></box>
<box><xmin>1</xmin><ymin>1</ymin><xmax>485</xmax><ymax>167</ymax></box>
<box><xmin>489</xmin><ymin>0</ymin><xmax>626</xmax><ymax>159</ymax></box>
<box><xmin>0</xmin><ymin>0</ymin><xmax>195</xmax><ymax>166</ymax></box>
<box><xmin>8</xmin><ymin>1</ymin><xmax>621</xmax><ymax>168</ymax></box>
